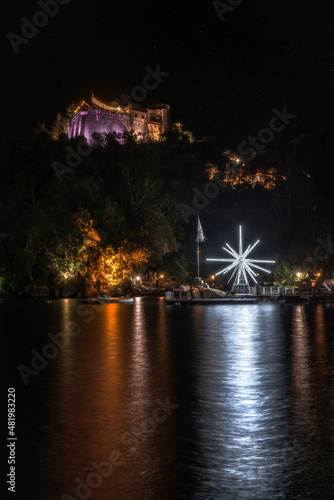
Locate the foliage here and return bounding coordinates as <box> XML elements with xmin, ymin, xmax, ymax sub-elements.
<box><xmin>0</xmin><ymin>120</ymin><xmax>334</xmax><ymax>296</ymax></box>
<box><xmin>66</xmin><ymin>101</ymin><xmax>84</xmax><ymax>119</ymax></box>
<box><xmin>50</xmin><ymin>113</ymin><xmax>67</xmax><ymax>140</ymax></box>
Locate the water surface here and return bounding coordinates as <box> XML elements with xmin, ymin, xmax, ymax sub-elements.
<box><xmin>2</xmin><ymin>298</ymin><xmax>334</xmax><ymax>499</ymax></box>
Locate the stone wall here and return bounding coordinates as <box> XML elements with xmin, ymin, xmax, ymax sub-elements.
<box><xmin>67</xmin><ymin>102</ymin><xmax>171</xmax><ymax>144</ymax></box>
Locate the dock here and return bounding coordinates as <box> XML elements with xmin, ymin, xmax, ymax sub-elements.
<box><xmin>165</xmin><ymin>286</ymin><xmax>334</xmax><ymax>305</ymax></box>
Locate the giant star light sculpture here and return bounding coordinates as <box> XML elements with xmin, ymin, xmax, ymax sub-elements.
<box><xmin>207</xmin><ymin>226</ymin><xmax>275</xmax><ymax>294</ymax></box>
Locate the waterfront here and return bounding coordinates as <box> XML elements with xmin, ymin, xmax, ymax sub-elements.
<box><xmin>2</xmin><ymin>298</ymin><xmax>334</xmax><ymax>499</ymax></box>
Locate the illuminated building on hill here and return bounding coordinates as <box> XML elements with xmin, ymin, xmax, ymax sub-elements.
<box><xmin>67</xmin><ymin>95</ymin><xmax>172</xmax><ymax>144</ymax></box>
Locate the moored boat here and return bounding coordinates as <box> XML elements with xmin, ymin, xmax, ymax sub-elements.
<box><xmin>98</xmin><ymin>294</ymin><xmax>135</xmax><ymax>304</ymax></box>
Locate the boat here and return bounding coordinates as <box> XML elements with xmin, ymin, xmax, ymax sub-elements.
<box><xmin>97</xmin><ymin>294</ymin><xmax>135</xmax><ymax>304</ymax></box>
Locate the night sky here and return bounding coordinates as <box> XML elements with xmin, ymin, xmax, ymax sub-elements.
<box><xmin>3</xmin><ymin>0</ymin><xmax>334</xmax><ymax>149</ymax></box>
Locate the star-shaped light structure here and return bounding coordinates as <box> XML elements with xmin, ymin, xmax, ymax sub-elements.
<box><xmin>207</xmin><ymin>226</ymin><xmax>275</xmax><ymax>294</ymax></box>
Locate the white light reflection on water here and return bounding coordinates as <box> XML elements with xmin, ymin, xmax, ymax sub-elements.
<box><xmin>191</xmin><ymin>304</ymin><xmax>294</xmax><ymax>499</ymax></box>
<box><xmin>291</xmin><ymin>305</ymin><xmax>311</xmax><ymax>416</ymax></box>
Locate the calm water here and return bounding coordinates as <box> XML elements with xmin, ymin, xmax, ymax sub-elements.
<box><xmin>2</xmin><ymin>298</ymin><xmax>334</xmax><ymax>500</ymax></box>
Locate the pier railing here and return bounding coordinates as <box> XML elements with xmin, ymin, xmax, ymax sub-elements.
<box><xmin>251</xmin><ymin>286</ymin><xmax>295</xmax><ymax>295</ymax></box>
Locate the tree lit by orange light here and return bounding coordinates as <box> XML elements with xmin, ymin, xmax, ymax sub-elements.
<box><xmin>102</xmin><ymin>242</ymin><xmax>151</xmax><ymax>286</ymax></box>
<box><xmin>205</xmin><ymin>162</ymin><xmax>219</xmax><ymax>180</ymax></box>
<box><xmin>69</xmin><ymin>211</ymin><xmax>151</xmax><ymax>287</ymax></box>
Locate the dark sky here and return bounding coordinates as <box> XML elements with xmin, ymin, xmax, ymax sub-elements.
<box><xmin>2</xmin><ymin>0</ymin><xmax>334</xmax><ymax>148</ymax></box>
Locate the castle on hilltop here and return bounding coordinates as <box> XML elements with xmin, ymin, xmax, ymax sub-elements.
<box><xmin>67</xmin><ymin>95</ymin><xmax>175</xmax><ymax>144</ymax></box>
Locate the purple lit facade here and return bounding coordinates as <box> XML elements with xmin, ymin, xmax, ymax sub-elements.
<box><xmin>67</xmin><ymin>101</ymin><xmax>171</xmax><ymax>144</ymax></box>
